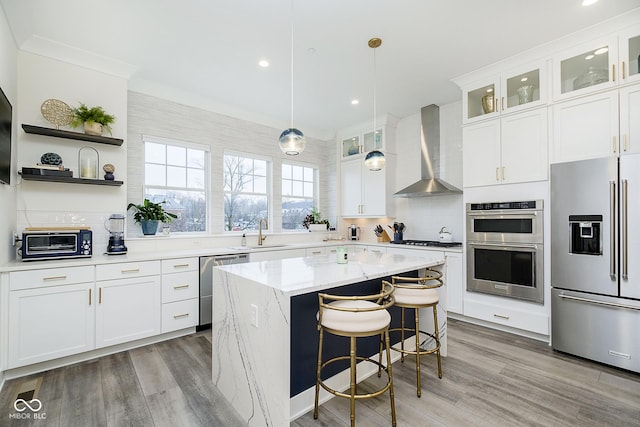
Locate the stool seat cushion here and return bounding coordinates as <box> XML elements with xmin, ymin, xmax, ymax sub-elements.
<box><xmin>319</xmin><ymin>300</ymin><xmax>391</xmax><ymax>333</ymax></box>
<box><xmin>393</xmin><ymin>287</ymin><xmax>439</xmax><ymax>306</ymax></box>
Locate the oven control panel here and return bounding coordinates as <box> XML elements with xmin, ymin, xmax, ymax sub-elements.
<box><xmin>468</xmin><ymin>200</ymin><xmax>540</xmax><ymax>211</ymax></box>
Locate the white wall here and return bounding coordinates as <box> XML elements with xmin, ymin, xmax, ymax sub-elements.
<box><xmin>15</xmin><ymin>52</ymin><xmax>128</xmax><ymax>254</ymax></box>
<box><xmin>0</xmin><ymin>5</ymin><xmax>17</xmax><ymax>263</ymax></box>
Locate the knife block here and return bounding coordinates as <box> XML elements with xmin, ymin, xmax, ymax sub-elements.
<box><xmin>377</xmin><ymin>230</ymin><xmax>391</xmax><ymax>242</ymax></box>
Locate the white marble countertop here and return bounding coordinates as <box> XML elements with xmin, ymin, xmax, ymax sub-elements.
<box><xmin>0</xmin><ymin>240</ymin><xmax>459</xmax><ymax>272</ymax></box>
<box><xmin>216</xmin><ymin>251</ymin><xmax>445</xmax><ymax>296</ymax></box>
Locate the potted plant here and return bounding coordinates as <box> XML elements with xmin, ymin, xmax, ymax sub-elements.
<box><xmin>127</xmin><ymin>199</ymin><xmax>177</xmax><ymax>235</ymax></box>
<box><xmin>302</xmin><ymin>207</ymin><xmax>330</xmax><ymax>232</ymax></box>
<box><xmin>71</xmin><ymin>102</ymin><xmax>116</xmax><ymax>136</ymax></box>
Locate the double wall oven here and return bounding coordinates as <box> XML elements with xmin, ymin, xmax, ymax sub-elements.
<box><xmin>466</xmin><ymin>200</ymin><xmax>544</xmax><ymax>303</ymax></box>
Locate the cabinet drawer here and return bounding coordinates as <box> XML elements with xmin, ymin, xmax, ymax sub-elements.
<box><xmin>162</xmin><ymin>299</ymin><xmax>198</xmax><ymax>333</ymax></box>
<box><xmin>161</xmin><ymin>257</ymin><xmax>198</xmax><ymax>274</ymax></box>
<box><xmin>9</xmin><ymin>266</ymin><xmax>94</xmax><ymax>290</ymax></box>
<box><xmin>464</xmin><ymin>299</ymin><xmax>549</xmax><ymax>335</ymax></box>
<box><xmin>96</xmin><ymin>260</ymin><xmax>160</xmax><ymax>281</ymax></box>
<box><xmin>162</xmin><ymin>271</ymin><xmax>199</xmax><ymax>303</ymax></box>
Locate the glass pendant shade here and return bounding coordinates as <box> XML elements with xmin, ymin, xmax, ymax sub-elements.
<box><xmin>364</xmin><ymin>149</ymin><xmax>385</xmax><ymax>171</ymax></box>
<box><xmin>279</xmin><ymin>128</ymin><xmax>306</xmax><ymax>155</ymax></box>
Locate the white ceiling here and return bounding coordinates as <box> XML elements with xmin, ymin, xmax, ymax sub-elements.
<box><xmin>2</xmin><ymin>0</ymin><xmax>639</xmax><ymax>138</ymax></box>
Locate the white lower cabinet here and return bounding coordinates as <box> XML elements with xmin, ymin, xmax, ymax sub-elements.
<box><xmin>445</xmin><ymin>252</ymin><xmax>464</xmax><ymax>315</ymax></box>
<box><xmin>161</xmin><ymin>257</ymin><xmax>199</xmax><ymax>333</ymax></box>
<box><xmin>95</xmin><ymin>261</ymin><xmax>161</xmax><ymax>348</ymax></box>
<box><xmin>7</xmin><ymin>266</ymin><xmax>95</xmax><ymax>368</ymax></box>
<box><xmin>464</xmin><ymin>299</ymin><xmax>549</xmax><ymax>335</ymax></box>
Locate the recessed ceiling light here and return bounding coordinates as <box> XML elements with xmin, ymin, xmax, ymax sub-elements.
<box><xmin>351</xmin><ymin>99</ymin><xmax>359</xmax><ymax>105</ymax></box>
<box><xmin>521</xmin><ymin>77</ymin><xmax>528</xmax><ymax>82</ymax></box>
<box><xmin>585</xmin><ymin>54</ymin><xmax>595</xmax><ymax>60</ymax></box>
<box><xmin>594</xmin><ymin>47</ymin><xmax>608</xmax><ymax>55</ymax></box>
<box><xmin>258</xmin><ymin>59</ymin><xmax>269</xmax><ymax>68</ymax></box>
<box><xmin>307</xmin><ymin>47</ymin><xmax>317</xmax><ymax>54</ymax></box>
<box><xmin>582</xmin><ymin>0</ymin><xmax>598</xmax><ymax>6</ymax></box>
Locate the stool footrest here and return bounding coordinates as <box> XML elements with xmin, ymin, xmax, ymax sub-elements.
<box><xmin>388</xmin><ymin>327</ymin><xmax>441</xmax><ymax>356</ymax></box>
<box><xmin>318</xmin><ymin>356</ymin><xmax>392</xmax><ymax>400</ymax></box>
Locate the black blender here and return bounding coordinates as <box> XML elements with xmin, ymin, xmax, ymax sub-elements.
<box><xmin>105</xmin><ymin>213</ymin><xmax>127</xmax><ymax>254</ymax></box>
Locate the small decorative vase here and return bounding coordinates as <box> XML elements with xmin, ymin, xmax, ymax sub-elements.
<box><xmin>104</xmin><ymin>172</ymin><xmax>114</xmax><ymax>180</ymax></box>
<box><xmin>83</xmin><ymin>121</ymin><xmax>103</xmax><ymax>136</ymax></box>
<box><xmin>140</xmin><ymin>220</ymin><xmax>159</xmax><ymax>235</ymax></box>
<box><xmin>481</xmin><ymin>94</ymin><xmax>494</xmax><ymax>114</ymax></box>
<box><xmin>516</xmin><ymin>85</ymin><xmax>535</xmax><ymax>105</ymax></box>
<box><xmin>347</xmin><ymin>140</ymin><xmax>359</xmax><ymax>155</ymax></box>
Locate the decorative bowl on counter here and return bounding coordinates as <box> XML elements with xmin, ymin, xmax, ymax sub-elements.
<box><xmin>573</xmin><ymin>66</ymin><xmax>608</xmax><ymax>90</ymax></box>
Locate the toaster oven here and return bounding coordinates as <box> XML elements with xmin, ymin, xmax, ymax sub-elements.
<box><xmin>21</xmin><ymin>229</ymin><xmax>93</xmax><ymax>261</ymax></box>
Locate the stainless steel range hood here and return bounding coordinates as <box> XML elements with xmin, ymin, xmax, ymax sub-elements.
<box><xmin>394</xmin><ymin>104</ymin><xmax>462</xmax><ymax>197</ymax></box>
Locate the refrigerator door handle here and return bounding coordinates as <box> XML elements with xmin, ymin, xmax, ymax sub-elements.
<box><xmin>622</xmin><ymin>179</ymin><xmax>628</xmax><ymax>280</ymax></box>
<box><xmin>558</xmin><ymin>293</ymin><xmax>640</xmax><ymax>311</ymax></box>
<box><xmin>610</xmin><ymin>180</ymin><xmax>617</xmax><ymax>280</ymax></box>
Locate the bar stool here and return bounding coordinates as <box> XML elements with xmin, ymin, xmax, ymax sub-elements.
<box><xmin>387</xmin><ymin>269</ymin><xmax>443</xmax><ymax>397</ymax></box>
<box><xmin>313</xmin><ymin>280</ymin><xmax>397</xmax><ymax>427</ymax></box>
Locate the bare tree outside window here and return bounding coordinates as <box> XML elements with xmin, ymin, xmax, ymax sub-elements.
<box><xmin>282</xmin><ymin>163</ymin><xmax>317</xmax><ymax>230</ymax></box>
<box><xmin>224</xmin><ymin>154</ymin><xmax>269</xmax><ymax>231</ymax></box>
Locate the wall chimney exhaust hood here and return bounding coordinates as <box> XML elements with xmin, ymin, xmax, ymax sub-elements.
<box><xmin>394</xmin><ymin>104</ymin><xmax>462</xmax><ymax>197</ymax></box>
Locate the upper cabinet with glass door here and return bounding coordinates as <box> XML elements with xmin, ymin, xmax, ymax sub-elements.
<box><xmin>619</xmin><ymin>25</ymin><xmax>640</xmax><ymax>85</ymax></box>
<box><xmin>340</xmin><ymin>129</ymin><xmax>383</xmax><ymax>158</ymax></box>
<box><xmin>552</xmin><ymin>35</ymin><xmax>618</xmax><ymax>101</ymax></box>
<box><xmin>461</xmin><ymin>59</ymin><xmax>547</xmax><ymax>124</ymax></box>
<box><xmin>342</xmin><ymin>135</ymin><xmax>361</xmax><ymax>158</ymax></box>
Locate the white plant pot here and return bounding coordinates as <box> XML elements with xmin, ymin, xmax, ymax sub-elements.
<box><xmin>83</xmin><ymin>121</ymin><xmax>103</xmax><ymax>136</ymax></box>
<box><xmin>308</xmin><ymin>224</ymin><xmax>327</xmax><ymax>232</ymax></box>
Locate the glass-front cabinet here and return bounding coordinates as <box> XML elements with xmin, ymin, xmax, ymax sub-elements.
<box><xmin>553</xmin><ymin>36</ymin><xmax>617</xmax><ymax>100</ymax></box>
<box><xmin>462</xmin><ymin>59</ymin><xmax>546</xmax><ymax>124</ymax></box>
<box><xmin>619</xmin><ymin>25</ymin><xmax>640</xmax><ymax>85</ymax></box>
<box><xmin>341</xmin><ymin>128</ymin><xmax>384</xmax><ymax>158</ymax></box>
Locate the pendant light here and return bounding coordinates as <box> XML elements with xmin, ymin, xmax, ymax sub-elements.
<box><xmin>279</xmin><ymin>0</ymin><xmax>306</xmax><ymax>155</ymax></box>
<box><xmin>364</xmin><ymin>37</ymin><xmax>385</xmax><ymax>171</ymax></box>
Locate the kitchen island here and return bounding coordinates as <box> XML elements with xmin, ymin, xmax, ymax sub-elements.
<box><xmin>212</xmin><ymin>251</ymin><xmax>445</xmax><ymax>426</ymax></box>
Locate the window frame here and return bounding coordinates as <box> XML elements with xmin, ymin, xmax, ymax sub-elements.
<box><xmin>222</xmin><ymin>149</ymin><xmax>273</xmax><ymax>233</ymax></box>
<box><xmin>142</xmin><ymin>134</ymin><xmax>210</xmax><ymax>234</ymax></box>
<box><xmin>281</xmin><ymin>159</ymin><xmax>319</xmax><ymax>232</ymax></box>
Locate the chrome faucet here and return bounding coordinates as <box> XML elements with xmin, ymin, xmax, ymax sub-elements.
<box><xmin>258</xmin><ymin>218</ymin><xmax>268</xmax><ymax>246</ymax></box>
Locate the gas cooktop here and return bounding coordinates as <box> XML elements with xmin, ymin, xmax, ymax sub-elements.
<box><xmin>390</xmin><ymin>240</ymin><xmax>462</xmax><ymax>248</ymax></box>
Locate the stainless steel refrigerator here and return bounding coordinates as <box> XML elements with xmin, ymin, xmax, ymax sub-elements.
<box><xmin>551</xmin><ymin>155</ymin><xmax>640</xmax><ymax>373</ymax></box>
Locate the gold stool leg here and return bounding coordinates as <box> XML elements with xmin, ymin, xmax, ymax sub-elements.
<box><xmin>378</xmin><ymin>333</ymin><xmax>384</xmax><ymax>377</ymax></box>
<box><xmin>414</xmin><ymin>307</ymin><xmax>422</xmax><ymax>397</ymax></box>
<box><xmin>349</xmin><ymin>336</ymin><xmax>357</xmax><ymax>427</ymax></box>
<box><xmin>313</xmin><ymin>327</ymin><xmax>324</xmax><ymax>419</ymax></box>
<box><xmin>400</xmin><ymin>307</ymin><xmax>406</xmax><ymax>363</ymax></box>
<box><xmin>433</xmin><ymin>304</ymin><xmax>442</xmax><ymax>379</ymax></box>
<box><xmin>385</xmin><ymin>329</ymin><xmax>397</xmax><ymax>427</ymax></box>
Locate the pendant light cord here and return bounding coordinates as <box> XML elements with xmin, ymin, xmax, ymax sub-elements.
<box><xmin>290</xmin><ymin>0</ymin><xmax>294</xmax><ymax>129</ymax></box>
<box><xmin>373</xmin><ymin>44</ymin><xmax>377</xmax><ymax>136</ymax></box>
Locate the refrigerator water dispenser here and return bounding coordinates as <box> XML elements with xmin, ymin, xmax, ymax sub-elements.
<box><xmin>569</xmin><ymin>215</ymin><xmax>602</xmax><ymax>255</ymax></box>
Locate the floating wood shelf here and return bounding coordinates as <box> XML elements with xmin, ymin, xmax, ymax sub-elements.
<box><xmin>22</xmin><ymin>124</ymin><xmax>124</xmax><ymax>146</ymax></box>
<box><xmin>19</xmin><ymin>173</ymin><xmax>123</xmax><ymax>186</ymax></box>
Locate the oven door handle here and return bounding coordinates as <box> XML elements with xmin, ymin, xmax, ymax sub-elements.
<box><xmin>466</xmin><ymin>242</ymin><xmax>540</xmax><ymax>250</ymax></box>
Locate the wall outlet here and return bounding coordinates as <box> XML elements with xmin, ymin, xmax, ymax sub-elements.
<box><xmin>250</xmin><ymin>304</ymin><xmax>258</xmax><ymax>328</ymax></box>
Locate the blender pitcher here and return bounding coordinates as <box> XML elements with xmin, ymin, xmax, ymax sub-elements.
<box><xmin>105</xmin><ymin>213</ymin><xmax>127</xmax><ymax>254</ymax></box>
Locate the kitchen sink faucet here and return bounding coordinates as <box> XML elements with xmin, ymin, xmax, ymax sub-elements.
<box><xmin>258</xmin><ymin>219</ymin><xmax>268</xmax><ymax>246</ymax></box>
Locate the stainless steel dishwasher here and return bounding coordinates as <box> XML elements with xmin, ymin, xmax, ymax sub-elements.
<box><xmin>199</xmin><ymin>253</ymin><xmax>249</xmax><ymax>330</ymax></box>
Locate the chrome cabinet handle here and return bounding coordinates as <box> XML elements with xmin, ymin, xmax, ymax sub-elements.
<box><xmin>173</xmin><ymin>284</ymin><xmax>190</xmax><ymax>289</ymax></box>
<box><xmin>173</xmin><ymin>313</ymin><xmax>189</xmax><ymax>319</ymax></box>
<box><xmin>610</xmin><ymin>180</ymin><xmax>616</xmax><ymax>280</ymax></box>
<box><xmin>121</xmin><ymin>268</ymin><xmax>140</xmax><ymax>274</ymax></box>
<box><xmin>622</xmin><ymin>179</ymin><xmax>628</xmax><ymax>280</ymax></box>
<box><xmin>172</xmin><ymin>263</ymin><xmax>190</xmax><ymax>269</ymax></box>
<box><xmin>493</xmin><ymin>313</ymin><xmax>510</xmax><ymax>320</ymax></box>
<box><xmin>558</xmin><ymin>293</ymin><xmax>640</xmax><ymax>311</ymax></box>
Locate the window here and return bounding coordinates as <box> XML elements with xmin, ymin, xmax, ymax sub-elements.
<box><xmin>282</xmin><ymin>162</ymin><xmax>317</xmax><ymax>230</ymax></box>
<box><xmin>223</xmin><ymin>152</ymin><xmax>269</xmax><ymax>231</ymax></box>
<box><xmin>143</xmin><ymin>136</ymin><xmax>208</xmax><ymax>233</ymax></box>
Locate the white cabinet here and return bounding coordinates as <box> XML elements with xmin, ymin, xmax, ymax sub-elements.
<box><xmin>551</xmin><ymin>84</ymin><xmax>640</xmax><ymax>163</ymax></box>
<box><xmin>95</xmin><ymin>261</ymin><xmax>161</xmax><ymax>348</ymax></box>
<box><xmin>463</xmin><ymin>299</ymin><xmax>549</xmax><ymax>335</ymax></box>
<box><xmin>461</xmin><ymin>59</ymin><xmax>547</xmax><ymax>124</ymax></box>
<box><xmin>341</xmin><ymin>157</ymin><xmax>391</xmax><ymax>217</ymax></box>
<box><xmin>463</xmin><ymin>107</ymin><xmax>547</xmax><ymax>187</ymax></box>
<box><xmin>161</xmin><ymin>257</ymin><xmax>199</xmax><ymax>333</ymax></box>
<box><xmin>7</xmin><ymin>267</ymin><xmax>95</xmax><ymax>368</ymax></box>
<box><xmin>444</xmin><ymin>252</ymin><xmax>463</xmax><ymax>315</ymax></box>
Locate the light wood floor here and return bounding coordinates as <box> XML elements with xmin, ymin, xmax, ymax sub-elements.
<box><xmin>1</xmin><ymin>319</ymin><xmax>638</xmax><ymax>426</ymax></box>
